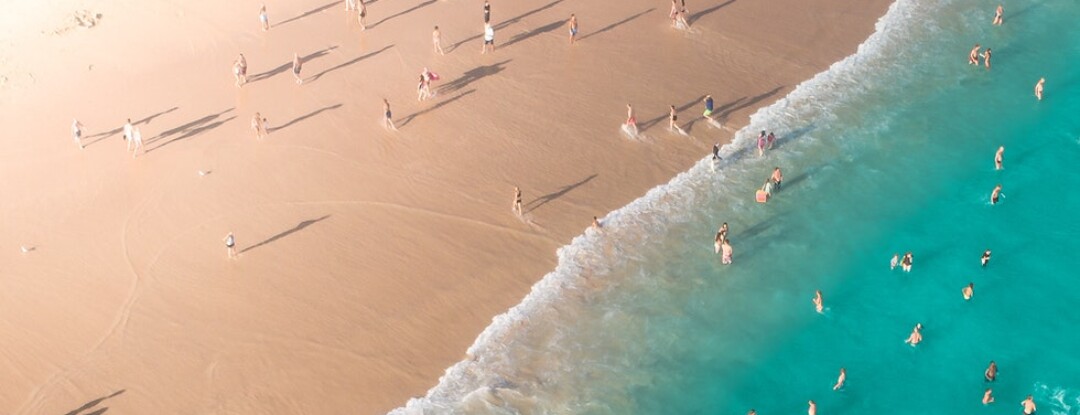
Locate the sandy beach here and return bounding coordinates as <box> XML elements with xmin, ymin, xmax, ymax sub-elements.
<box><xmin>0</xmin><ymin>0</ymin><xmax>889</xmax><ymax>413</ymax></box>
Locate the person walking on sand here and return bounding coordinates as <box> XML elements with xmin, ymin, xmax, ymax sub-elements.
<box><xmin>669</xmin><ymin>105</ymin><xmax>686</xmax><ymax>135</ymax></box>
<box><xmin>345</xmin><ymin>0</ymin><xmax>357</xmax><ymax>11</ymax></box>
<box><xmin>721</xmin><ymin>239</ymin><xmax>733</xmax><ymax>264</ymax></box>
<box><xmin>383</xmin><ymin>99</ymin><xmax>397</xmax><ymax>131</ymax></box>
<box><xmin>757</xmin><ymin>131</ymin><xmax>767</xmax><ymax>157</ymax></box>
<box><xmin>233</xmin><ymin>53</ymin><xmax>248</xmax><ymax>87</ymax></box>
<box><xmin>901</xmin><ymin>252</ymin><xmax>913</xmax><ymax>272</ymax></box>
<box><xmin>358</xmin><ymin>0</ymin><xmax>367</xmax><ymax>30</ymax></box>
<box><xmin>995</xmin><ymin>146</ymin><xmax>1004</xmax><ymax>170</ymax></box>
<box><xmin>568</xmin><ymin>14</ymin><xmax>578</xmax><ymax>44</ymax></box>
<box><xmin>1021</xmin><ymin>395</ymin><xmax>1036</xmax><ymax>414</ymax></box>
<box><xmin>813</xmin><ymin>290</ymin><xmax>824</xmax><ymax>314</ymax></box>
<box><xmin>123</xmin><ymin>118</ymin><xmax>134</xmax><ymax>142</ymax></box>
<box><xmin>292</xmin><ymin>53</ymin><xmax>303</xmax><ymax>85</ymax></box>
<box><xmin>626</xmin><ymin>104</ymin><xmax>638</xmax><ymax>135</ymax></box>
<box><xmin>905</xmin><ymin>323</ymin><xmax>923</xmax><ymax>346</ymax></box>
<box><xmin>1035</xmin><ymin>77</ymin><xmax>1045</xmax><ymax>100</ymax></box>
<box><xmin>981</xmin><ymin>249</ymin><xmax>992</xmax><ymax>267</ymax></box>
<box><xmin>985</xmin><ymin>360</ymin><xmax>998</xmax><ymax>381</ymax></box>
<box><xmin>224</xmin><ymin>232</ymin><xmax>236</xmax><ymax>259</ymax></box>
<box><xmin>417</xmin><ymin>73</ymin><xmax>430</xmax><ymax>101</ymax></box>
<box><xmin>251</xmin><ymin>112</ymin><xmax>268</xmax><ymax>139</ymax></box>
<box><xmin>513</xmin><ymin>186</ymin><xmax>523</xmax><ymax>216</ymax></box>
<box><xmin>991</xmin><ymin>184</ymin><xmax>1002</xmax><ymax>205</ymax></box>
<box><xmin>962</xmin><ymin>282</ymin><xmax>974</xmax><ymax>300</ymax></box>
<box><xmin>72</xmin><ymin>118</ymin><xmax>85</xmax><ymax>149</ymax></box>
<box><xmin>433</xmin><ymin>25</ymin><xmax>446</xmax><ymax>55</ymax></box>
<box><xmin>259</xmin><ymin>5</ymin><xmax>270</xmax><ymax>31</ymax></box>
<box><xmin>702</xmin><ymin>94</ymin><xmax>715</xmax><ymax>121</ymax></box>
<box><xmin>833</xmin><ymin>368</ymin><xmax>846</xmax><ymax>390</ymax></box>
<box><xmin>969</xmin><ymin>44</ymin><xmax>981</xmax><ymax>65</ymax></box>
<box><xmin>982</xmin><ymin>48</ymin><xmax>992</xmax><ymax>69</ymax></box>
<box><xmin>482</xmin><ymin>23</ymin><xmax>496</xmax><ymax>54</ymax></box>
<box><xmin>128</xmin><ymin>126</ymin><xmax>144</xmax><ymax>157</ymax></box>
<box><xmin>982</xmin><ymin>388</ymin><xmax>995</xmax><ymax>404</ymax></box>
<box><xmin>993</xmin><ymin>4</ymin><xmax>1004</xmax><ymax>25</ymax></box>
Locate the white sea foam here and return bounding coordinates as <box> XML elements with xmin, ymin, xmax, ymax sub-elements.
<box><xmin>389</xmin><ymin>1</ymin><xmax>945</xmax><ymax>413</ymax></box>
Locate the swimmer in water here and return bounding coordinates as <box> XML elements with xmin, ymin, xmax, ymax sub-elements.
<box><xmin>1021</xmin><ymin>395</ymin><xmax>1036</xmax><ymax>414</ymax></box>
<box><xmin>721</xmin><ymin>239</ymin><xmax>733</xmax><ymax>265</ymax></box>
<box><xmin>813</xmin><ymin>290</ymin><xmax>824</xmax><ymax>314</ymax></box>
<box><xmin>747</xmin><ymin>410</ymin><xmax>756</xmax><ymax>415</ymax></box>
<box><xmin>1035</xmin><ymin>77</ymin><xmax>1045</xmax><ymax>100</ymax></box>
<box><xmin>833</xmin><ymin>367</ymin><xmax>846</xmax><ymax>390</ymax></box>
<box><xmin>771</xmin><ymin>167</ymin><xmax>783</xmax><ymax>190</ymax></box>
<box><xmin>767</xmin><ymin>131</ymin><xmax>776</xmax><ymax>149</ymax></box>
<box><xmin>993</xmin><ymin>4</ymin><xmax>1003</xmax><ymax>25</ymax></box>
<box><xmin>905</xmin><ymin>323</ymin><xmax>923</xmax><ymax>346</ymax></box>
<box><xmin>703</xmin><ymin>95</ymin><xmax>715</xmax><ymax>121</ymax></box>
<box><xmin>984</xmin><ymin>361</ymin><xmax>997</xmax><ymax>382</ymax></box>
<box><xmin>757</xmin><ymin>130</ymin><xmax>767</xmax><ymax>157</ymax></box>
<box><xmin>962</xmin><ymin>282</ymin><xmax>974</xmax><ymax>300</ymax></box>
<box><xmin>983</xmin><ymin>388</ymin><xmax>994</xmax><ymax>404</ymax></box>
<box><xmin>669</xmin><ymin>105</ymin><xmax>686</xmax><ymax>135</ymax></box>
<box><xmin>982</xmin><ymin>48</ymin><xmax>992</xmax><ymax>69</ymax></box>
<box><xmin>808</xmin><ymin>400</ymin><xmax>817</xmax><ymax>415</ymax></box>
<box><xmin>969</xmin><ymin>44</ymin><xmax>981</xmax><ymax>65</ymax></box>
<box><xmin>981</xmin><ymin>249</ymin><xmax>992</xmax><ymax>267</ymax></box>
<box><xmin>718</xmin><ymin>222</ymin><xmax>728</xmax><ymax>242</ymax></box>
<box><xmin>991</xmin><ymin>184</ymin><xmax>1002</xmax><ymax>205</ymax></box>
<box><xmin>901</xmin><ymin>252</ymin><xmax>913</xmax><ymax>272</ymax></box>
<box><xmin>890</xmin><ymin>253</ymin><xmax>900</xmax><ymax>270</ymax></box>
<box><xmin>626</xmin><ymin>104</ymin><xmax>638</xmax><ymax>135</ymax></box>
<box><xmin>761</xmin><ymin>179</ymin><xmax>774</xmax><ymax>197</ymax></box>
<box><xmin>995</xmin><ymin>146</ymin><xmax>1004</xmax><ymax>170</ymax></box>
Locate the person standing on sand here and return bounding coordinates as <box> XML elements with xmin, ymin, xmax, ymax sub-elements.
<box><xmin>129</xmin><ymin>126</ymin><xmax>143</xmax><ymax>157</ymax></box>
<box><xmin>123</xmin><ymin>118</ymin><xmax>134</xmax><ymax>142</ymax></box>
<box><xmin>991</xmin><ymin>184</ymin><xmax>1002</xmax><ymax>205</ymax></box>
<box><xmin>721</xmin><ymin>239</ymin><xmax>733</xmax><ymax>264</ymax></box>
<box><xmin>969</xmin><ymin>44</ymin><xmax>981</xmax><ymax>65</ymax></box>
<box><xmin>702</xmin><ymin>95</ymin><xmax>714</xmax><ymax>121</ymax></box>
<box><xmin>1021</xmin><ymin>395</ymin><xmax>1036</xmax><ymax>414</ymax></box>
<box><xmin>513</xmin><ymin>186</ymin><xmax>523</xmax><ymax>216</ymax></box>
<box><xmin>982</xmin><ymin>48</ymin><xmax>992</xmax><ymax>69</ymax></box>
<box><xmin>668</xmin><ymin>105</ymin><xmax>686</xmax><ymax>135</ymax></box>
<box><xmin>993</xmin><ymin>4</ymin><xmax>1004</xmax><ymax>25</ymax></box>
<box><xmin>251</xmin><ymin>112</ymin><xmax>268</xmax><ymax>139</ymax></box>
<box><xmin>482</xmin><ymin>23</ymin><xmax>496</xmax><ymax>54</ymax></box>
<box><xmin>813</xmin><ymin>290</ymin><xmax>824</xmax><ymax>313</ymax></box>
<box><xmin>833</xmin><ymin>368</ymin><xmax>846</xmax><ymax>390</ymax></box>
<box><xmin>433</xmin><ymin>26</ymin><xmax>446</xmax><ymax>55</ymax></box>
<box><xmin>259</xmin><ymin>5</ymin><xmax>270</xmax><ymax>31</ymax></box>
<box><xmin>383</xmin><ymin>99</ymin><xmax>397</xmax><ymax>131</ymax></box>
<box><xmin>626</xmin><ymin>104</ymin><xmax>638</xmax><ymax>135</ymax></box>
<box><xmin>962</xmin><ymin>282</ymin><xmax>974</xmax><ymax>300</ymax></box>
<box><xmin>224</xmin><ymin>232</ymin><xmax>236</xmax><ymax>259</ymax></box>
<box><xmin>1035</xmin><ymin>77</ymin><xmax>1045</xmax><ymax>100</ymax></box>
<box><xmin>995</xmin><ymin>146</ymin><xmax>1004</xmax><ymax>170</ymax></box>
<box><xmin>358</xmin><ymin>0</ymin><xmax>367</xmax><ymax>31</ymax></box>
<box><xmin>233</xmin><ymin>53</ymin><xmax>248</xmax><ymax>87</ymax></box>
<box><xmin>292</xmin><ymin>53</ymin><xmax>303</xmax><ymax>85</ymax></box>
<box><xmin>483</xmin><ymin>0</ymin><xmax>491</xmax><ymax>23</ymax></box>
<box><xmin>568</xmin><ymin>14</ymin><xmax>578</xmax><ymax>44</ymax></box>
<box><xmin>675</xmin><ymin>9</ymin><xmax>690</xmax><ymax>29</ymax></box>
<box><xmin>905</xmin><ymin>323</ymin><xmax>923</xmax><ymax>346</ymax></box>
<box><xmin>72</xmin><ymin>118</ymin><xmax>85</xmax><ymax>149</ymax></box>
<box><xmin>417</xmin><ymin>73</ymin><xmax>429</xmax><ymax>101</ymax></box>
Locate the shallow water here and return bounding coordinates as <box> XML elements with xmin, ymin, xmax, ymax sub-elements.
<box><xmin>393</xmin><ymin>0</ymin><xmax>1080</xmax><ymax>413</ymax></box>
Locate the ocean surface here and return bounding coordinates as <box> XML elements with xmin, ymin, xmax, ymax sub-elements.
<box><xmin>392</xmin><ymin>0</ymin><xmax>1080</xmax><ymax>413</ymax></box>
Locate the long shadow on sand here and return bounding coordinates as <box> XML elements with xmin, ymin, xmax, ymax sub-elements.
<box><xmin>275</xmin><ymin>0</ymin><xmax>338</xmax><ymax>28</ymax></box>
<box><xmin>452</xmin><ymin>0</ymin><xmax>564</xmax><ymax>49</ymax></box>
<box><xmin>146</xmin><ymin>108</ymin><xmax>236</xmax><ymax>153</ymax></box>
<box><xmin>84</xmin><ymin>107</ymin><xmax>180</xmax><ymax>146</ymax></box>
<box><xmin>399</xmin><ymin>89</ymin><xmax>477</xmax><ymax>127</ymax></box>
<box><xmin>250</xmin><ymin>46</ymin><xmax>339</xmax><ymax>83</ymax></box>
<box><xmin>579</xmin><ymin>8</ymin><xmax>655</xmax><ymax>41</ymax></box>
<box><xmin>688</xmin><ymin>0</ymin><xmax>737</xmax><ymax>25</ymax></box>
<box><xmin>526</xmin><ymin>174</ymin><xmax>598</xmax><ymax>213</ymax></box>
<box><xmin>269</xmin><ymin>103</ymin><xmax>343</xmax><ymax>133</ymax></box>
<box><xmin>307</xmin><ymin>44</ymin><xmax>394</xmax><ymax>83</ymax></box>
<box><xmin>368</xmin><ymin>0</ymin><xmax>437</xmax><ymax>29</ymax></box>
<box><xmin>241</xmin><ymin>215</ymin><xmax>331</xmax><ymax>254</ymax></box>
<box><xmin>440</xmin><ymin>60</ymin><xmax>511</xmax><ymax>94</ymax></box>
<box><xmin>503</xmin><ymin>19</ymin><xmax>565</xmax><ymax>48</ymax></box>
<box><xmin>65</xmin><ymin>389</ymin><xmax>125</xmax><ymax>415</ymax></box>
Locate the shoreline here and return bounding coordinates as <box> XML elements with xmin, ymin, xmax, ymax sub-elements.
<box><xmin>0</xmin><ymin>0</ymin><xmax>891</xmax><ymax>413</ymax></box>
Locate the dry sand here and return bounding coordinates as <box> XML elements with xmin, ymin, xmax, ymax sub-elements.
<box><xmin>0</xmin><ymin>0</ymin><xmax>890</xmax><ymax>413</ymax></box>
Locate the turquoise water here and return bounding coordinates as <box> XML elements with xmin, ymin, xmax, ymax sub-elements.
<box><xmin>393</xmin><ymin>0</ymin><xmax>1080</xmax><ymax>413</ymax></box>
